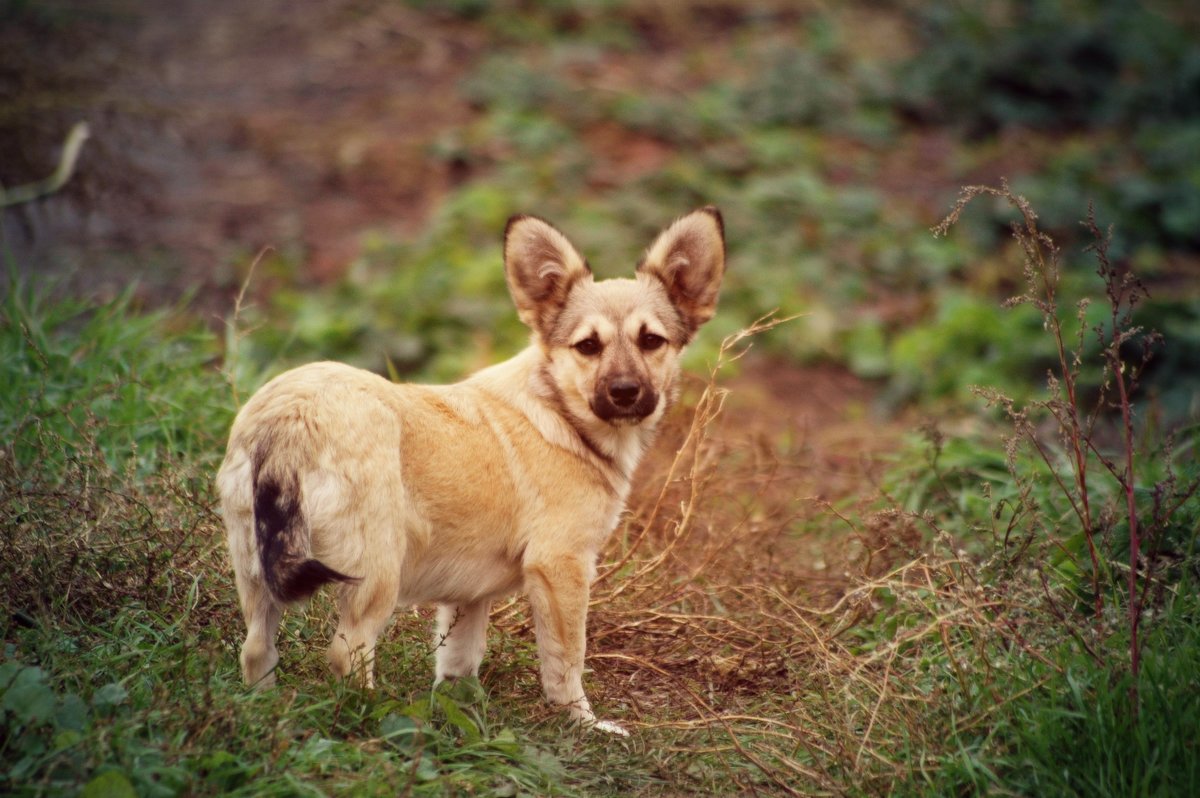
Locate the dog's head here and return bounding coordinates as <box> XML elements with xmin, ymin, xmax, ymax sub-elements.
<box><xmin>504</xmin><ymin>208</ymin><xmax>725</xmax><ymax>428</ymax></box>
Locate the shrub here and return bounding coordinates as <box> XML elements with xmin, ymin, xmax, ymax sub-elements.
<box><xmin>898</xmin><ymin>0</ymin><xmax>1200</xmax><ymax>135</ymax></box>
<box><xmin>934</xmin><ymin>181</ymin><xmax>1199</xmax><ymax>709</ymax></box>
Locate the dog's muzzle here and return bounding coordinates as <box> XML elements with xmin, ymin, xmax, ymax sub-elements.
<box><xmin>593</xmin><ymin>375</ymin><xmax>658</xmax><ymax>423</ymax></box>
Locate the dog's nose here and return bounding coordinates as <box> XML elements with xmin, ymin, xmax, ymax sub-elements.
<box><xmin>607</xmin><ymin>379</ymin><xmax>642</xmax><ymax>408</ymax></box>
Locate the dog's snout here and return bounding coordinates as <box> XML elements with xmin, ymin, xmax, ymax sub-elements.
<box><xmin>594</xmin><ymin>375</ymin><xmax>657</xmax><ymax>423</ymax></box>
<box><xmin>607</xmin><ymin>378</ymin><xmax>642</xmax><ymax>408</ymax></box>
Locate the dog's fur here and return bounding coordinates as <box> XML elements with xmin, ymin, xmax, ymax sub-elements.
<box><xmin>217</xmin><ymin>208</ymin><xmax>725</xmax><ymax>731</ymax></box>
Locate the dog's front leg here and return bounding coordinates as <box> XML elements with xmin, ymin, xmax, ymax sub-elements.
<box><xmin>523</xmin><ymin>554</ymin><xmax>628</xmax><ymax>735</ymax></box>
<box><xmin>524</xmin><ymin>556</ymin><xmax>593</xmax><ymax>720</ymax></box>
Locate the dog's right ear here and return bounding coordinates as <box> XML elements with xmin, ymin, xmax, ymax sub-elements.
<box><xmin>504</xmin><ymin>215</ymin><xmax>592</xmax><ymax>337</ymax></box>
<box><xmin>637</xmin><ymin>206</ymin><xmax>725</xmax><ymax>342</ymax></box>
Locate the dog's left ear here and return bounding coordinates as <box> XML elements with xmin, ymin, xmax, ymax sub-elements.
<box><xmin>638</xmin><ymin>206</ymin><xmax>726</xmax><ymax>341</ymax></box>
<box><xmin>505</xmin><ymin>215</ymin><xmax>592</xmax><ymax>337</ymax></box>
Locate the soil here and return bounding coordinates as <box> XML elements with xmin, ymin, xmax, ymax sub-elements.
<box><xmin>4</xmin><ymin>0</ymin><xmax>480</xmax><ymax>308</ymax></box>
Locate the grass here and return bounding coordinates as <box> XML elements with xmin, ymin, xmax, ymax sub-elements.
<box><xmin>3</xmin><ymin>615</ymin><xmax>583</xmax><ymax>796</ymax></box>
<box><xmin>918</xmin><ymin>590</ymin><xmax>1200</xmax><ymax>797</ymax></box>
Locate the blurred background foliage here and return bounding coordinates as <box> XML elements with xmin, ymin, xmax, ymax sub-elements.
<box><xmin>3</xmin><ymin>0</ymin><xmax>1198</xmax><ymax>419</ymax></box>
<box><xmin>195</xmin><ymin>0</ymin><xmax>1198</xmax><ymax>422</ymax></box>
<box><xmin>3</xmin><ymin>0</ymin><xmax>1199</xmax><ymax>558</ymax></box>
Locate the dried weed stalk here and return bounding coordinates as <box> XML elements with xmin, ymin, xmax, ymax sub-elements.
<box><xmin>935</xmin><ymin>180</ymin><xmax>1198</xmax><ymax>703</ymax></box>
<box><xmin>485</xmin><ymin>315</ymin><xmax>1053</xmax><ymax>793</ymax></box>
<box><xmin>1</xmin><ymin>412</ymin><xmax>232</xmax><ymax>632</ymax></box>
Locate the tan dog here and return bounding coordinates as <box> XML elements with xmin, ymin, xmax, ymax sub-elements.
<box><xmin>217</xmin><ymin>208</ymin><xmax>725</xmax><ymax>733</ymax></box>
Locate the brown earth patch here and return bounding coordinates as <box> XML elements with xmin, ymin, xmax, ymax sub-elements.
<box><xmin>4</xmin><ymin>0</ymin><xmax>482</xmax><ymax>308</ymax></box>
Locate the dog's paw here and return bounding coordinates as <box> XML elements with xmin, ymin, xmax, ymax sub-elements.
<box><xmin>591</xmin><ymin>719</ymin><xmax>630</xmax><ymax>737</ymax></box>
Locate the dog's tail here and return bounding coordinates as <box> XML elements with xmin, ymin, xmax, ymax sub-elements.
<box><xmin>252</xmin><ymin>443</ymin><xmax>357</xmax><ymax>603</ymax></box>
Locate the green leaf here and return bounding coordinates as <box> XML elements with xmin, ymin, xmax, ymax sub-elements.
<box><xmin>3</xmin><ymin>666</ymin><xmax>55</xmax><ymax>725</ymax></box>
<box><xmin>9</xmin><ymin>753</ymin><xmax>42</xmax><ymax>782</ymax></box>
<box><xmin>92</xmin><ymin>683</ymin><xmax>128</xmax><ymax>713</ymax></box>
<box><xmin>520</xmin><ymin>745</ymin><xmax>566</xmax><ymax>781</ymax></box>
<box><xmin>439</xmin><ymin>675</ymin><xmax>486</xmax><ymax>704</ymax></box>
<box><xmin>199</xmin><ymin>750</ymin><xmax>252</xmax><ymax>791</ymax></box>
<box><xmin>402</xmin><ymin>696</ymin><xmax>433</xmax><ymax>722</ymax></box>
<box><xmin>53</xmin><ymin>728</ymin><xmax>83</xmax><ymax>751</ymax></box>
<box><xmin>488</xmin><ymin>726</ymin><xmax>520</xmax><ymax>755</ymax></box>
<box><xmin>435</xmin><ymin>692</ymin><xmax>481</xmax><ymax>744</ymax></box>
<box><xmin>380</xmin><ymin>712</ymin><xmax>422</xmax><ymax>752</ymax></box>
<box><xmin>414</xmin><ymin>753</ymin><xmax>439</xmax><ymax>782</ymax></box>
<box><xmin>55</xmin><ymin>692</ymin><xmax>89</xmax><ymax>732</ymax></box>
<box><xmin>81</xmin><ymin>770</ymin><xmax>138</xmax><ymax>798</ymax></box>
<box><xmin>297</xmin><ymin>736</ymin><xmax>336</xmax><ymax>761</ymax></box>
<box><xmin>0</xmin><ymin>661</ymin><xmax>20</xmax><ymax>690</ymax></box>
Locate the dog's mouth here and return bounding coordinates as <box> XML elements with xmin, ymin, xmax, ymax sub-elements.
<box><xmin>595</xmin><ymin>408</ymin><xmax>653</xmax><ymax>426</ymax></box>
<box><xmin>592</xmin><ymin>377</ymin><xmax>658</xmax><ymax>425</ymax></box>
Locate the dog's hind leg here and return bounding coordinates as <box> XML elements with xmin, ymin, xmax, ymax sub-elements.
<box><xmin>222</xmin><ymin>450</ymin><xmax>284</xmax><ymax>688</ymax></box>
<box><xmin>328</xmin><ymin>578</ymin><xmax>397</xmax><ymax>688</ymax></box>
<box><xmin>433</xmin><ymin>600</ymin><xmax>490</xmax><ymax>683</ymax></box>
<box><xmin>237</xmin><ymin>571</ymin><xmax>283</xmax><ymax>688</ymax></box>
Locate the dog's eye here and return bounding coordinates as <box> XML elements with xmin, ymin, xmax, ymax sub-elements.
<box><xmin>639</xmin><ymin>331</ymin><xmax>667</xmax><ymax>352</ymax></box>
<box><xmin>574</xmin><ymin>336</ymin><xmax>602</xmax><ymax>356</ymax></box>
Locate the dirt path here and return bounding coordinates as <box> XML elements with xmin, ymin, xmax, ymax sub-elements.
<box><xmin>5</xmin><ymin>0</ymin><xmax>479</xmax><ymax>307</ymax></box>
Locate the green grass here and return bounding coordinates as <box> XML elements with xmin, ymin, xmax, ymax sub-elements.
<box><xmin>2</xmin><ymin>611</ymin><xmax>588</xmax><ymax>796</ymax></box>
<box><xmin>911</xmin><ymin>592</ymin><xmax>1200</xmax><ymax>797</ymax></box>
<box><xmin>1</xmin><ymin>280</ymin><xmax>231</xmax><ymax>474</ymax></box>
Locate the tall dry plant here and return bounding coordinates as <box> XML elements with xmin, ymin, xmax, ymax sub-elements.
<box><xmin>484</xmin><ymin>314</ymin><xmax>1044</xmax><ymax>792</ymax></box>
<box><xmin>934</xmin><ymin>180</ymin><xmax>1199</xmax><ymax>704</ymax></box>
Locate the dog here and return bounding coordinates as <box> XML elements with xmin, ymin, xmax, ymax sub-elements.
<box><xmin>217</xmin><ymin>207</ymin><xmax>725</xmax><ymax>734</ymax></box>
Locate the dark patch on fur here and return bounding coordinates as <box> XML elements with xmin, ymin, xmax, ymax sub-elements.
<box><xmin>254</xmin><ymin>471</ymin><xmax>356</xmax><ymax>604</ymax></box>
<box><xmin>536</xmin><ymin>363</ymin><xmax>618</xmax><ymax>473</ymax></box>
<box><xmin>699</xmin><ymin>205</ymin><xmax>725</xmax><ymax>240</ymax></box>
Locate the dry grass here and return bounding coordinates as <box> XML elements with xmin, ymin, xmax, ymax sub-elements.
<box><xmin>464</xmin><ymin>319</ymin><xmax>1067</xmax><ymax>793</ymax></box>
<box><xmin>1</xmin><ymin>420</ymin><xmax>230</xmax><ymax>631</ymax></box>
